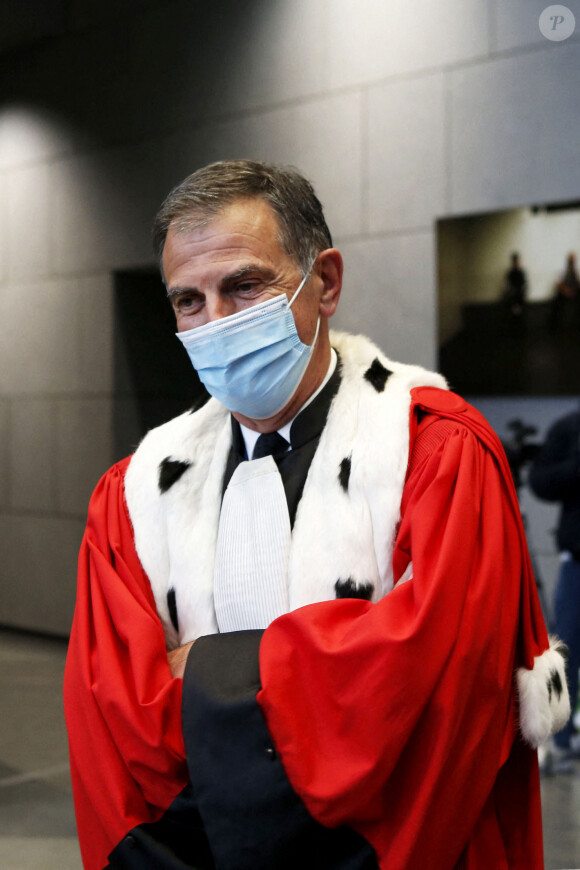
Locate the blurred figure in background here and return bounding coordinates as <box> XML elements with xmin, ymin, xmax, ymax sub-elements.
<box><xmin>502</xmin><ymin>251</ymin><xmax>528</xmax><ymax>317</ymax></box>
<box><xmin>550</xmin><ymin>252</ymin><xmax>580</xmax><ymax>331</ymax></box>
<box><xmin>530</xmin><ymin>408</ymin><xmax>580</xmax><ymax>772</ymax></box>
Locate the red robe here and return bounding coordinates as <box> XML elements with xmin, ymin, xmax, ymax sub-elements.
<box><xmin>64</xmin><ymin>454</ymin><xmax>190</xmax><ymax>868</ymax></box>
<box><xmin>259</xmin><ymin>388</ymin><xmax>547</xmax><ymax>868</ymax></box>
<box><xmin>64</xmin><ymin>388</ymin><xmax>548</xmax><ymax>870</ymax></box>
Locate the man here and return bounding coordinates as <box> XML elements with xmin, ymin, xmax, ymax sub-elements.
<box><xmin>530</xmin><ymin>409</ymin><xmax>580</xmax><ymax>772</ymax></box>
<box><xmin>502</xmin><ymin>252</ymin><xmax>527</xmax><ymax>317</ymax></box>
<box><xmin>550</xmin><ymin>251</ymin><xmax>580</xmax><ymax>331</ymax></box>
<box><xmin>65</xmin><ymin>161</ymin><xmax>569</xmax><ymax>870</ymax></box>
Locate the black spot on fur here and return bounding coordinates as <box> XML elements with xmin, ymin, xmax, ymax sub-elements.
<box><xmin>167</xmin><ymin>588</ymin><xmax>179</xmax><ymax>632</ymax></box>
<box><xmin>550</xmin><ymin>669</ymin><xmax>563</xmax><ymax>702</ymax></box>
<box><xmin>364</xmin><ymin>358</ymin><xmax>392</xmax><ymax>393</ymax></box>
<box><xmin>339</xmin><ymin>456</ymin><xmax>352</xmax><ymax>492</ymax></box>
<box><xmin>335</xmin><ymin>578</ymin><xmax>374</xmax><ymax>601</ymax></box>
<box><xmin>158</xmin><ymin>457</ymin><xmax>191</xmax><ymax>493</ymax></box>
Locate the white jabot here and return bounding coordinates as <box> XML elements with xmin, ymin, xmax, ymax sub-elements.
<box><xmin>213</xmin><ymin>456</ymin><xmax>291</xmax><ymax>632</ymax></box>
<box><xmin>214</xmin><ymin>348</ymin><xmax>337</xmax><ymax>631</ymax></box>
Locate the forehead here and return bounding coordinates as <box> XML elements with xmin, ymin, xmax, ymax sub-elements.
<box><xmin>163</xmin><ymin>198</ymin><xmax>291</xmax><ymax>280</ymax></box>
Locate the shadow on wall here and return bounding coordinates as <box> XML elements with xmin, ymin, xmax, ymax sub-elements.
<box><xmin>114</xmin><ymin>268</ymin><xmax>208</xmax><ymax>461</ymax></box>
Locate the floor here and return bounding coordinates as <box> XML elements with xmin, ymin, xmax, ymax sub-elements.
<box><xmin>1</xmin><ymin>628</ymin><xmax>579</xmax><ymax>870</ymax></box>
<box><xmin>0</xmin><ymin>630</ymin><xmax>81</xmax><ymax>870</ymax></box>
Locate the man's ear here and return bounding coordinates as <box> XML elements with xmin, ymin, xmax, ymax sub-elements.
<box><xmin>316</xmin><ymin>248</ymin><xmax>343</xmax><ymax>318</ymax></box>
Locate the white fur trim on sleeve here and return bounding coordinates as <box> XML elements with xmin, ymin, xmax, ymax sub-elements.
<box><xmin>517</xmin><ymin>636</ymin><xmax>571</xmax><ymax>748</ymax></box>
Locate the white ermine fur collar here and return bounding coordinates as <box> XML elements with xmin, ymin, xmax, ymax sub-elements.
<box><xmin>124</xmin><ymin>331</ymin><xmax>445</xmax><ymax>648</ymax></box>
<box><xmin>124</xmin><ymin>329</ymin><xmax>569</xmax><ymax>748</ymax></box>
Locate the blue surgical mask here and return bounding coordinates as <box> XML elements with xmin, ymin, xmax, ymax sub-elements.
<box><xmin>176</xmin><ymin>270</ymin><xmax>319</xmax><ymax>419</ymax></box>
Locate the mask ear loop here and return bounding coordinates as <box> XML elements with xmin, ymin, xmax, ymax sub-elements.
<box><xmin>288</xmin><ymin>257</ymin><xmax>317</xmax><ymax>308</ymax></box>
<box><xmin>309</xmin><ymin>312</ymin><xmax>321</xmax><ymax>349</ymax></box>
<box><xmin>288</xmin><ymin>259</ymin><xmax>321</xmax><ymax>351</ymax></box>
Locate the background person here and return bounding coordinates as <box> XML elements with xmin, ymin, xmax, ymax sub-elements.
<box><xmin>550</xmin><ymin>252</ymin><xmax>580</xmax><ymax>331</ymax></box>
<box><xmin>529</xmin><ymin>408</ymin><xmax>580</xmax><ymax>772</ymax></box>
<box><xmin>502</xmin><ymin>251</ymin><xmax>528</xmax><ymax>317</ymax></box>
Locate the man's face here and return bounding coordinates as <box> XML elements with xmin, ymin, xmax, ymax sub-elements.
<box><xmin>163</xmin><ymin>198</ymin><xmax>319</xmax><ymax>348</ymax></box>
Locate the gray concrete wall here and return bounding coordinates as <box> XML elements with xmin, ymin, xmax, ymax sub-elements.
<box><xmin>1</xmin><ymin>0</ymin><xmax>579</xmax><ymax>633</ymax></box>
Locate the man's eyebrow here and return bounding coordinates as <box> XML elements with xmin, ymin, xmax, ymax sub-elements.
<box><xmin>166</xmin><ymin>286</ymin><xmax>198</xmax><ymax>300</ymax></box>
<box><xmin>221</xmin><ymin>264</ymin><xmax>276</xmax><ymax>285</ymax></box>
<box><xmin>166</xmin><ymin>265</ymin><xmax>277</xmax><ymax>299</ymax></box>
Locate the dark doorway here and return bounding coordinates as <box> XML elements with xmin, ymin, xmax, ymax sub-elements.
<box><xmin>114</xmin><ymin>268</ymin><xmax>208</xmax><ymax>460</ymax></box>
<box><xmin>437</xmin><ymin>203</ymin><xmax>580</xmax><ymax>397</ymax></box>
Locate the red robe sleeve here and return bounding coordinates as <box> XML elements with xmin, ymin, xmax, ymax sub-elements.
<box><xmin>257</xmin><ymin>398</ymin><xmax>546</xmax><ymax>869</ymax></box>
<box><xmin>63</xmin><ymin>458</ymin><xmax>189</xmax><ymax>870</ymax></box>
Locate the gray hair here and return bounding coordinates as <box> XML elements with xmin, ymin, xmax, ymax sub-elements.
<box><xmin>152</xmin><ymin>160</ymin><xmax>333</xmax><ymax>275</ymax></box>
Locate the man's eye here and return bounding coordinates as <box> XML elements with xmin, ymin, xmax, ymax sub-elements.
<box><xmin>236</xmin><ymin>282</ymin><xmax>261</xmax><ymax>295</ymax></box>
<box><xmin>175</xmin><ymin>296</ymin><xmax>199</xmax><ymax>311</ymax></box>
